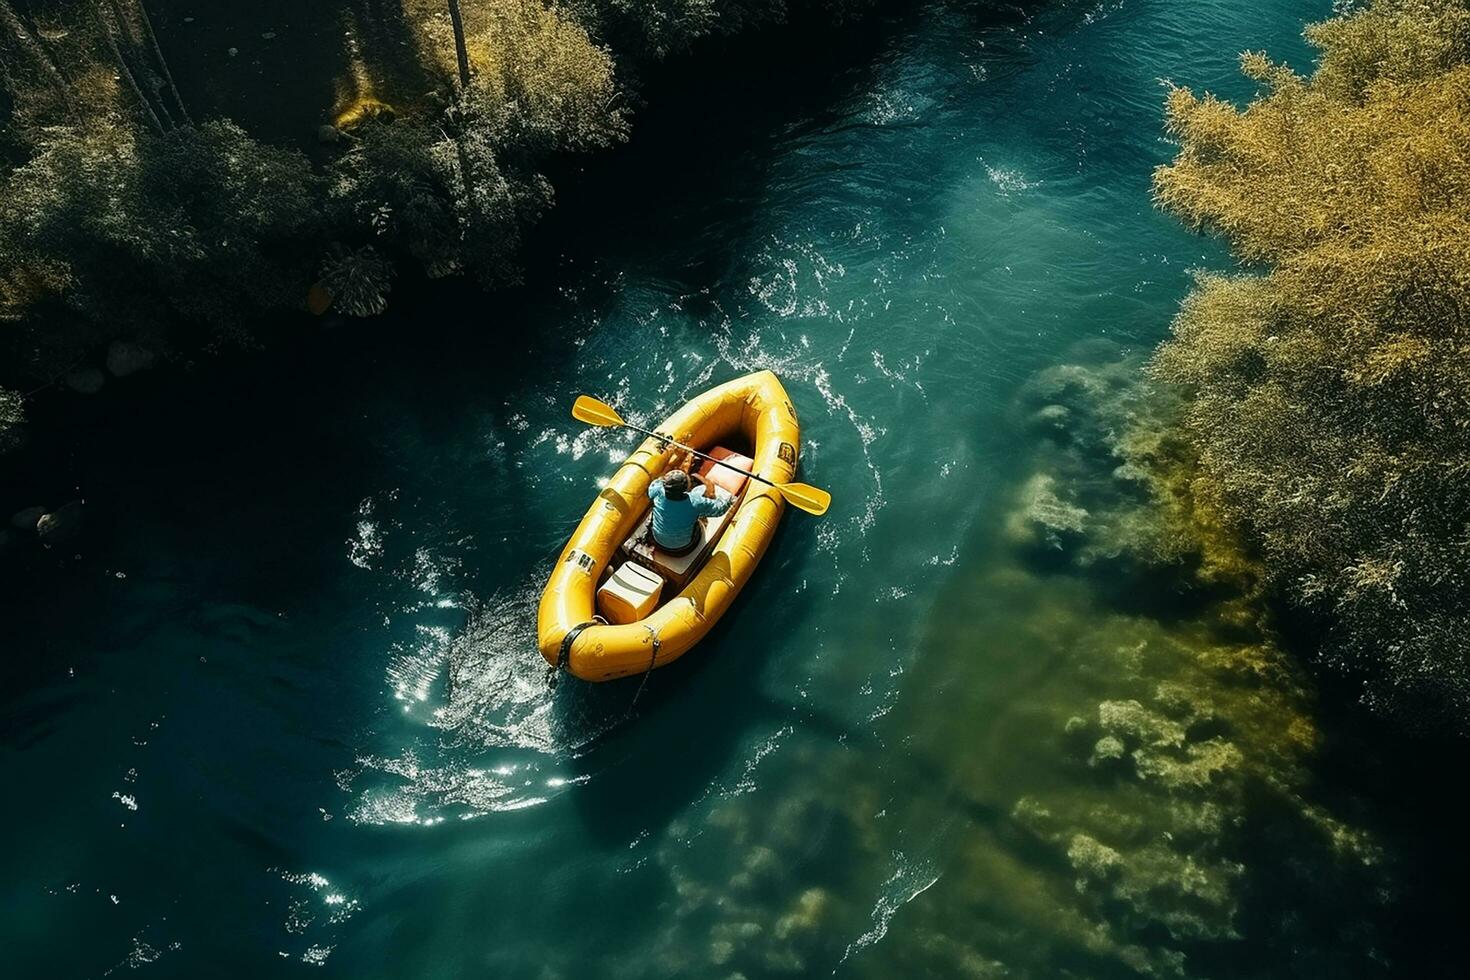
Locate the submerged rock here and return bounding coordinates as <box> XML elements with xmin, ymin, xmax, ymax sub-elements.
<box><xmin>1097</xmin><ymin>698</ymin><xmax>1186</xmax><ymax>749</ymax></box>
<box><xmin>11</xmin><ymin>506</ymin><xmax>46</xmax><ymax>531</ymax></box>
<box><xmin>774</xmin><ymin>888</ymin><xmax>829</xmax><ymax>939</ymax></box>
<box><xmin>37</xmin><ymin>501</ymin><xmax>83</xmax><ymax>544</ymax></box>
<box><xmin>1012</xmin><ymin>796</ymin><xmax>1053</xmax><ymax>832</ymax></box>
<box><xmin>1005</xmin><ymin>473</ymin><xmax>1089</xmax><ymax>551</ymax></box>
<box><xmin>1027</xmin><ymin>403</ymin><xmax>1073</xmax><ymax>440</ymax></box>
<box><xmin>1089</xmin><ymin>735</ymin><xmax>1126</xmax><ymax>767</ymax></box>
<box><xmin>708</xmin><ymin>939</ymin><xmax>735</xmax><ymax>967</ymax></box>
<box><xmin>1067</xmin><ymin>833</ymin><xmax>1123</xmax><ymax>883</ymax></box>
<box><xmin>1135</xmin><ymin>737</ymin><xmax>1244</xmax><ymax>789</ymax></box>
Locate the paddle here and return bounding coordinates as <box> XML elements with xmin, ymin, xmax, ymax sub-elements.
<box><xmin>572</xmin><ymin>395</ymin><xmax>832</xmax><ymax>516</ymax></box>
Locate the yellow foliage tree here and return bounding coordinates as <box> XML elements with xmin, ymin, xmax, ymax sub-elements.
<box><xmin>402</xmin><ymin>0</ymin><xmax>626</xmax><ymax>153</ymax></box>
<box><xmin>1150</xmin><ymin>0</ymin><xmax>1470</xmax><ymax>731</ymax></box>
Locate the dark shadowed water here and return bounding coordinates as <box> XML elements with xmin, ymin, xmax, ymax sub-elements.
<box><xmin>8</xmin><ymin>1</ymin><xmax>1458</xmax><ymax>977</ymax></box>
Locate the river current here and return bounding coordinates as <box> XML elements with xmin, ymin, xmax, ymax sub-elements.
<box><xmin>8</xmin><ymin>1</ymin><xmax>1450</xmax><ymax>977</ymax></box>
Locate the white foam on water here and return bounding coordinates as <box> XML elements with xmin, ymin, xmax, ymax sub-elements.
<box><xmin>1082</xmin><ymin>0</ymin><xmax>1125</xmax><ymax>26</ymax></box>
<box><xmin>101</xmin><ymin>932</ymin><xmax>181</xmax><ymax>976</ymax></box>
<box><xmin>927</xmin><ymin>545</ymin><xmax>961</xmax><ymax>567</ymax></box>
<box><xmin>347</xmin><ymin>518</ymin><xmax>382</xmax><ymax>570</ymax></box>
<box><xmin>724</xmin><ymin>725</ymin><xmax>795</xmax><ymax>799</ymax></box>
<box><xmin>301</xmin><ymin>945</ymin><xmax>333</xmax><ymax>967</ymax></box>
<box><xmin>386</xmin><ymin>624</ymin><xmax>452</xmax><ymax>708</ymax></box>
<box><xmin>272</xmin><ymin>869</ymin><xmax>360</xmax><ymax>968</ymax></box>
<box><xmin>984</xmin><ymin>161</ymin><xmax>1040</xmax><ymax>193</ymax></box>
<box><xmin>861</xmin><ymin>84</ymin><xmax>932</xmax><ymax>126</ymax></box>
<box><xmin>836</xmin><ymin>853</ymin><xmax>941</xmax><ymax>969</ymax></box>
<box><xmin>748</xmin><ymin>235</ymin><xmax>847</xmax><ymax>319</ymax></box>
<box><xmin>346</xmin><ymin>491</ymin><xmax>398</xmax><ymax>570</ymax></box>
<box><xmin>347</xmin><ymin>574</ymin><xmax>637</xmax><ymax>827</ymax></box>
<box><xmin>530</xmin><ymin>423</ymin><xmax>625</xmax><ymax>462</ymax></box>
<box><xmin>346</xmin><ymin>750</ymin><xmax>548</xmax><ymax>825</ymax></box>
<box><xmin>708</xmin><ymin>298</ymin><xmax>890</xmax><ymax>558</ymax></box>
<box><xmin>870</xmin><ymin>349</ymin><xmax>928</xmax><ymax>395</ymax></box>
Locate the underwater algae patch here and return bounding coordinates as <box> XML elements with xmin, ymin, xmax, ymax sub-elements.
<box><xmin>844</xmin><ymin>351</ymin><xmax>1389</xmax><ymax>978</ymax></box>
<box><xmin>622</xmin><ymin>737</ymin><xmax>895</xmax><ymax>979</ymax></box>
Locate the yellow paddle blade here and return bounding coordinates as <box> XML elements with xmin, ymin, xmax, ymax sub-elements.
<box><xmin>777</xmin><ymin>482</ymin><xmax>831</xmax><ymax>517</ymax></box>
<box><xmin>572</xmin><ymin>395</ymin><xmax>625</xmax><ymax>428</ymax></box>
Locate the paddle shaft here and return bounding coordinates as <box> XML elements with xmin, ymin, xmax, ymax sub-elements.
<box><xmin>619</xmin><ymin>421</ymin><xmax>783</xmax><ymax>491</ymax></box>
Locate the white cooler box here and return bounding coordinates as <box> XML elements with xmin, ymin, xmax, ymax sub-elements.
<box><xmin>596</xmin><ymin>561</ymin><xmax>665</xmax><ymax>625</ymax></box>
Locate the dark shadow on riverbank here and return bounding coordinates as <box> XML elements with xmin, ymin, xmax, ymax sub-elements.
<box><xmin>148</xmin><ymin>0</ymin><xmax>439</xmax><ymax>149</ymax></box>
<box><xmin>519</xmin><ymin>2</ymin><xmax>931</xmax><ymax>287</ymax></box>
<box><xmin>1272</xmin><ymin>606</ymin><xmax>1470</xmax><ymax>976</ymax></box>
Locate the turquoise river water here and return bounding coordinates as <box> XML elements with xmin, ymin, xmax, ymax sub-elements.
<box><xmin>4</xmin><ymin>1</ymin><xmax>1460</xmax><ymax>977</ymax></box>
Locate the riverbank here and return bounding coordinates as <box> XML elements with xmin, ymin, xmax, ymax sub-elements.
<box><xmin>0</xmin><ymin>0</ymin><xmax>900</xmax><ymax>559</ymax></box>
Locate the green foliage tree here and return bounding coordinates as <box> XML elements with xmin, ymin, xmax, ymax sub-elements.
<box><xmin>1149</xmin><ymin>0</ymin><xmax>1470</xmax><ymax>732</ymax></box>
<box><xmin>328</xmin><ymin>113</ymin><xmax>549</xmax><ymax>286</ymax></box>
<box><xmin>331</xmin><ymin>0</ymin><xmax>627</xmax><ymax>286</ymax></box>
<box><xmin>0</xmin><ymin>120</ymin><xmax>321</xmax><ymax>362</ymax></box>
<box><xmin>0</xmin><ymin>0</ymin><xmax>81</xmax><ymax>149</ymax></box>
<box><xmin>1</xmin><ymin>1</ymin><xmax>317</xmax><ymax>376</ymax></box>
<box><xmin>461</xmin><ymin>0</ymin><xmax>629</xmax><ymax>155</ymax></box>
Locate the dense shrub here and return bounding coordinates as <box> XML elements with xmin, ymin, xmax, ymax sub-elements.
<box><xmin>329</xmin><ymin>0</ymin><xmax>627</xmax><ymax>286</ymax></box>
<box><xmin>0</xmin><ymin>120</ymin><xmax>321</xmax><ymax>356</ymax></box>
<box><xmin>318</xmin><ymin>245</ymin><xmax>395</xmax><ymax>317</ymax></box>
<box><xmin>0</xmin><ymin>386</ymin><xmax>21</xmax><ymax>451</ymax></box>
<box><xmin>1150</xmin><ymin>0</ymin><xmax>1470</xmax><ymax>731</ymax></box>
<box><xmin>328</xmin><ymin>115</ymin><xmax>545</xmax><ymax>286</ymax></box>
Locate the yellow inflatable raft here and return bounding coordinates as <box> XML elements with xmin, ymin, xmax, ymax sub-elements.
<box><xmin>538</xmin><ymin>370</ymin><xmax>801</xmax><ymax>681</ymax></box>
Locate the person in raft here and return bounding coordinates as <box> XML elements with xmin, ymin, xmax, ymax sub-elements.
<box><xmin>648</xmin><ymin>450</ymin><xmax>734</xmax><ymax>554</ymax></box>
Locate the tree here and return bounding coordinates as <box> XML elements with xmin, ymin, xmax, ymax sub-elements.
<box><xmin>0</xmin><ymin>120</ymin><xmax>322</xmax><ymax>352</ymax></box>
<box><xmin>94</xmin><ymin>0</ymin><xmax>165</xmax><ymax>133</ymax></box>
<box><xmin>1149</xmin><ymin>0</ymin><xmax>1470</xmax><ymax>732</ymax></box>
<box><xmin>0</xmin><ymin>0</ymin><xmax>77</xmax><ymax>137</ymax></box>
<box><xmin>0</xmin><ymin>2</ymin><xmax>323</xmax><ymax>351</ymax></box>
<box><xmin>131</xmin><ymin>0</ymin><xmax>191</xmax><ymax>126</ymax></box>
<box><xmin>330</xmin><ymin>1</ymin><xmax>628</xmax><ymax>287</ymax></box>
<box><xmin>0</xmin><ymin>1</ymin><xmax>70</xmax><ymax>107</ymax></box>
<box><xmin>447</xmin><ymin>0</ymin><xmax>472</xmax><ymax>89</ymax></box>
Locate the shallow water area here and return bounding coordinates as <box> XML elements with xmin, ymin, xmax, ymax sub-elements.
<box><xmin>5</xmin><ymin>1</ymin><xmax>1447</xmax><ymax>977</ymax></box>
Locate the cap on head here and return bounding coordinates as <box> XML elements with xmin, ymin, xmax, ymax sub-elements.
<box><xmin>663</xmin><ymin>469</ymin><xmax>690</xmax><ymax>497</ymax></box>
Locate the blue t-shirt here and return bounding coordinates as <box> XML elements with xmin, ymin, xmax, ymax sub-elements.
<box><xmin>647</xmin><ymin>479</ymin><xmax>734</xmax><ymax>549</ymax></box>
